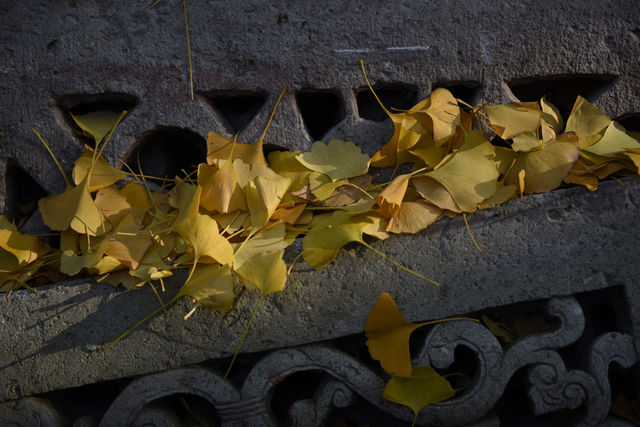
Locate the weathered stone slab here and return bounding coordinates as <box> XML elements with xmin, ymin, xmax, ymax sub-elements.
<box><xmin>1</xmin><ymin>177</ymin><xmax>638</xmax><ymax>401</ymax></box>
<box><xmin>1</xmin><ymin>1</ymin><xmax>639</xmax><ymax>205</ymax></box>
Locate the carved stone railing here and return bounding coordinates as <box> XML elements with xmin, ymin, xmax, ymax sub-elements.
<box><xmin>1</xmin><ymin>1</ymin><xmax>639</xmax><ymax>425</ymax></box>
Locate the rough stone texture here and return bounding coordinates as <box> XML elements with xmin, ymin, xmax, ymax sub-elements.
<box><xmin>0</xmin><ymin>177</ymin><xmax>639</xmax><ymax>402</ymax></box>
<box><xmin>1</xmin><ymin>0</ymin><xmax>639</xmax><ymax>207</ymax></box>
<box><xmin>0</xmin><ymin>0</ymin><xmax>639</xmax><ymax>423</ymax></box>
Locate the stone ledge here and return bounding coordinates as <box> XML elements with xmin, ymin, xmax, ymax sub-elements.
<box><xmin>1</xmin><ymin>177</ymin><xmax>638</xmax><ymax>401</ymax></box>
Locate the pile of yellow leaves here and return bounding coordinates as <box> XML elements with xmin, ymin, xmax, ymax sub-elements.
<box><xmin>2</xmin><ymin>69</ymin><xmax>639</xmax><ymax>351</ymax></box>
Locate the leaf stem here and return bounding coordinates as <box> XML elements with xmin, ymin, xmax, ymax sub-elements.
<box><xmin>359</xmin><ymin>241</ymin><xmax>440</xmax><ymax>286</ymax></box>
<box><xmin>225</xmin><ymin>294</ymin><xmax>264</xmax><ymax>378</ymax></box>
<box><xmin>258</xmin><ymin>88</ymin><xmax>287</xmax><ymax>144</ymax></box>
<box><xmin>183</xmin><ymin>0</ymin><xmax>194</xmax><ymax>101</ymax></box>
<box><xmin>462</xmin><ymin>213</ymin><xmax>483</xmax><ymax>253</ymax></box>
<box><xmin>32</xmin><ymin>128</ymin><xmax>71</xmax><ymax>188</ymax></box>
<box><xmin>100</xmin><ymin>295</ymin><xmax>179</xmax><ymax>351</ymax></box>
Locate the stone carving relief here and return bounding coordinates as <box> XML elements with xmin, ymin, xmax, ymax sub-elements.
<box><xmin>2</xmin><ymin>294</ymin><xmax>636</xmax><ymax>426</ymax></box>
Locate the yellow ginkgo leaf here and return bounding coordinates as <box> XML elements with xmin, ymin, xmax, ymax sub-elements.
<box><xmin>70</xmin><ymin>110</ymin><xmax>126</xmax><ymax>144</ymax></box>
<box><xmin>234</xmin><ymin>249</ymin><xmax>286</xmax><ymax>296</ymax></box>
<box><xmin>565</xmin><ymin>96</ymin><xmax>612</xmax><ymax>138</ymax></box>
<box><xmin>72</xmin><ymin>148</ymin><xmax>128</xmax><ymax>192</ymax></box>
<box><xmin>413</xmin><ymin>176</ymin><xmax>461</xmax><ymax>213</ymax></box>
<box><xmin>296</xmin><ymin>140</ymin><xmax>370</xmax><ymax>182</ymax></box>
<box><xmin>174</xmin><ymin>213</ymin><xmax>233</xmax><ymax>266</ymax></box>
<box><xmin>38</xmin><ymin>177</ymin><xmax>109</xmax><ymax>236</ymax></box>
<box><xmin>130</xmin><ymin>249</ymin><xmax>174</xmax><ymax>283</ymax></box>
<box><xmin>94</xmin><ymin>186</ymin><xmax>138</xmax><ymax>226</ymax></box>
<box><xmin>364</xmin><ymin>292</ymin><xmax>424</xmax><ymax>377</ymax></box>
<box><xmin>60</xmin><ymin>240</ymin><xmax>110</xmax><ymax>276</ymax></box>
<box><xmin>308</xmin><ymin>172</ymin><xmax>349</xmax><ymax>201</ymax></box>
<box><xmin>233</xmin><ymin>222</ymin><xmax>288</xmax><ymax>269</ymax></box>
<box><xmin>176</xmin><ymin>264</ymin><xmax>234</xmax><ymax>311</ymax></box>
<box><xmin>120</xmin><ymin>181</ymin><xmax>151</xmax><ymax>209</ymax></box>
<box><xmin>105</xmin><ymin>214</ymin><xmax>152</xmax><ymax>270</ymax></box>
<box><xmin>376</xmin><ymin>174</ymin><xmax>411</xmax><ymax>218</ymax></box>
<box><xmin>206</xmin><ymin>132</ymin><xmax>267</xmax><ymax>166</ymax></box>
<box><xmin>505</xmin><ymin>133</ymin><xmax>580</xmax><ymax>194</ymax></box>
<box><xmin>386</xmin><ymin>201</ymin><xmax>442</xmax><ymax>234</ymax></box>
<box><xmin>0</xmin><ymin>215</ymin><xmax>45</xmax><ymax>268</ymax></box>
<box><xmin>246</xmin><ymin>175</ymin><xmax>291</xmax><ymax>230</ymax></box>
<box><xmin>425</xmin><ymin>131</ymin><xmax>499</xmax><ymax>212</ymax></box>
<box><xmin>301</xmin><ymin>211</ymin><xmax>371</xmax><ymax>269</ymax></box>
<box><xmin>582</xmin><ymin>121</ymin><xmax>640</xmax><ymax>157</ymax></box>
<box><xmin>511</xmin><ymin>132</ymin><xmax>541</xmax><ymax>153</ymax></box>
<box><xmin>418</xmin><ymin>87</ymin><xmax>460</xmax><ymax>146</ymax></box>
<box><xmin>485</xmin><ymin>102</ymin><xmax>542</xmax><ymax>139</ymax></box>
<box><xmin>198</xmin><ymin>161</ymin><xmax>247</xmax><ymax>213</ymax></box>
<box><xmin>383</xmin><ymin>366</ymin><xmax>455</xmax><ymax>425</ymax></box>
<box><xmin>268</xmin><ymin>150</ymin><xmax>311</xmax><ymax>192</ymax></box>
<box><xmin>540</xmin><ymin>96</ymin><xmax>563</xmax><ymax>142</ymax></box>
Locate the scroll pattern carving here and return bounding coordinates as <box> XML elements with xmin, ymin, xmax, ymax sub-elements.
<box><xmin>1</xmin><ymin>297</ymin><xmax>637</xmax><ymax>426</ymax></box>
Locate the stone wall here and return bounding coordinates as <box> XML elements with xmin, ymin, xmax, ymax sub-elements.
<box><xmin>0</xmin><ymin>1</ymin><xmax>639</xmax><ymax>425</ymax></box>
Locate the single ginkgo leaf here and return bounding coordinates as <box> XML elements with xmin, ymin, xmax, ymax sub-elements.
<box><xmin>564</xmin><ymin>173</ymin><xmax>599</xmax><ymax>191</ymax></box>
<box><xmin>386</xmin><ymin>201</ymin><xmax>442</xmax><ymax>234</ymax></box>
<box><xmin>364</xmin><ymin>292</ymin><xmax>425</xmax><ymax>377</ymax></box>
<box><xmin>198</xmin><ymin>161</ymin><xmax>247</xmax><ymax>213</ymax></box>
<box><xmin>582</xmin><ymin>121</ymin><xmax>640</xmax><ymax>157</ymax></box>
<box><xmin>504</xmin><ymin>133</ymin><xmax>580</xmax><ymax>194</ymax></box>
<box><xmin>301</xmin><ymin>211</ymin><xmax>372</xmax><ymax>269</ymax></box>
<box><xmin>485</xmin><ymin>102</ymin><xmax>542</xmax><ymax>139</ymax></box>
<box><xmin>70</xmin><ymin>110</ymin><xmax>126</xmax><ymax>144</ymax></box>
<box><xmin>417</xmin><ymin>87</ymin><xmax>460</xmax><ymax>146</ymax></box>
<box><xmin>0</xmin><ymin>215</ymin><xmax>45</xmax><ymax>268</ymax></box>
<box><xmin>234</xmin><ymin>249</ymin><xmax>287</xmax><ymax>296</ymax></box>
<box><xmin>38</xmin><ymin>177</ymin><xmax>109</xmax><ymax>236</ymax></box>
<box><xmin>174</xmin><ymin>213</ymin><xmax>234</xmax><ymax>266</ymax></box>
<box><xmin>72</xmin><ymin>148</ymin><xmax>128</xmax><ymax>192</ymax></box>
<box><xmin>268</xmin><ymin>150</ymin><xmax>311</xmax><ymax>192</ymax></box>
<box><xmin>176</xmin><ymin>264</ymin><xmax>234</xmax><ymax>311</ymax></box>
<box><xmin>477</xmin><ymin>183</ymin><xmax>518</xmax><ymax>209</ymax></box>
<box><xmin>383</xmin><ymin>366</ymin><xmax>455</xmax><ymax>426</ymax></box>
<box><xmin>95</xmin><ymin>185</ymin><xmax>146</xmax><ymax>226</ymax></box>
<box><xmin>271</xmin><ymin>203</ymin><xmax>307</xmax><ymax>224</ymax></box>
<box><xmin>246</xmin><ymin>175</ymin><xmax>291</xmax><ymax>230</ymax></box>
<box><xmin>425</xmin><ymin>131</ymin><xmax>499</xmax><ymax>212</ymax></box>
<box><xmin>233</xmin><ymin>222</ymin><xmax>288</xmax><ymax>269</ymax></box>
<box><xmin>120</xmin><ymin>181</ymin><xmax>151</xmax><ymax>209</ymax></box>
<box><xmin>105</xmin><ymin>213</ymin><xmax>152</xmax><ymax>269</ymax></box>
<box><xmin>540</xmin><ymin>96</ymin><xmax>563</xmax><ymax>142</ymax></box>
<box><xmin>376</xmin><ymin>173</ymin><xmax>412</xmax><ymax>218</ymax></box>
<box><xmin>60</xmin><ymin>240</ymin><xmax>110</xmax><ymax>276</ymax></box>
<box><xmin>296</xmin><ymin>140</ymin><xmax>370</xmax><ymax>182</ymax></box>
<box><xmin>565</xmin><ymin>96</ymin><xmax>612</xmax><ymax>138</ymax></box>
<box><xmin>206</xmin><ymin>131</ymin><xmax>267</xmax><ymax>166</ymax></box>
<box><xmin>413</xmin><ymin>176</ymin><xmax>461</xmax><ymax>213</ymax></box>
<box><xmin>511</xmin><ymin>132</ymin><xmax>541</xmax><ymax>153</ymax></box>
<box><xmin>91</xmin><ymin>255</ymin><xmax>125</xmax><ymax>275</ymax></box>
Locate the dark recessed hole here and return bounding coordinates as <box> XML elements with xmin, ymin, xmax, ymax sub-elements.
<box><xmin>4</xmin><ymin>159</ymin><xmax>47</xmax><ymax>225</ymax></box>
<box><xmin>270</xmin><ymin>370</ymin><xmax>325</xmax><ymax>423</ymax></box>
<box><xmin>490</xmin><ymin>136</ymin><xmax>511</xmax><ymax>148</ymax></box>
<box><xmin>200</xmin><ymin>90</ymin><xmax>267</xmax><ymax>135</ymax></box>
<box><xmin>616</xmin><ymin>113</ymin><xmax>640</xmax><ymax>132</ymax></box>
<box><xmin>356</xmin><ymin>84</ymin><xmax>418</xmax><ymax>122</ymax></box>
<box><xmin>125</xmin><ymin>127</ymin><xmax>206</xmax><ymax>180</ymax></box>
<box><xmin>632</xmin><ymin>29</ymin><xmax>640</xmax><ymax>41</ymax></box>
<box><xmin>507</xmin><ymin>74</ymin><xmax>617</xmax><ymax>119</ymax></box>
<box><xmin>262</xmin><ymin>143</ymin><xmax>288</xmax><ymax>157</ymax></box>
<box><xmin>57</xmin><ymin>93</ymin><xmax>137</xmax><ymax>143</ymax></box>
<box><xmin>431</xmin><ymin>81</ymin><xmax>481</xmax><ymax>104</ymax></box>
<box><xmin>296</xmin><ymin>90</ymin><xmax>345</xmax><ymax>140</ymax></box>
